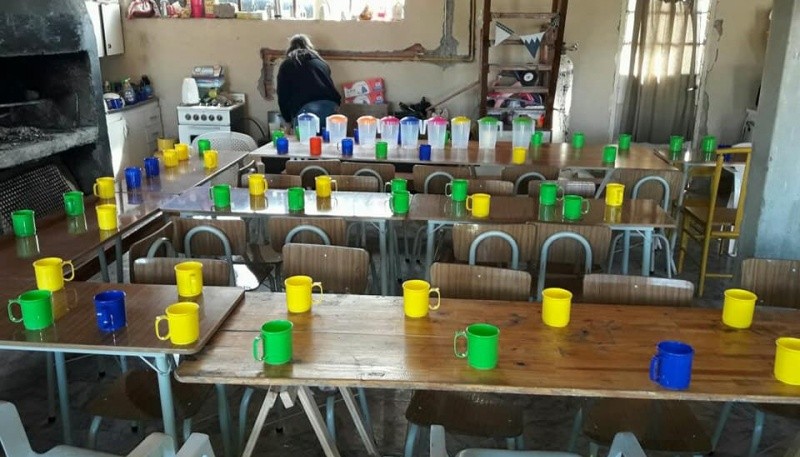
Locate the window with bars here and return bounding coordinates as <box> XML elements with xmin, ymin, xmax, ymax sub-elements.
<box><xmin>237</xmin><ymin>0</ymin><xmax>405</xmax><ymax>21</ymax></box>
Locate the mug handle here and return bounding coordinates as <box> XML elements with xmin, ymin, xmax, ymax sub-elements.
<box><xmin>649</xmin><ymin>355</ymin><xmax>661</xmax><ymax>382</ymax></box>
<box><xmin>209</xmin><ymin>187</ymin><xmax>214</xmax><ymax>200</ymax></box>
<box><xmin>444</xmin><ymin>182</ymin><xmax>452</xmax><ymax>197</ymax></box>
<box><xmin>388</xmin><ymin>197</ymin><xmax>395</xmax><ymax>212</ymax></box>
<box><xmin>384</xmin><ymin>181</ymin><xmax>391</xmax><ymax>192</ymax></box>
<box><xmin>582</xmin><ymin>199</ymin><xmax>591</xmax><ymax>214</ymax></box>
<box><xmin>7</xmin><ymin>300</ymin><xmax>23</xmax><ymax>324</ymax></box>
<box><xmin>92</xmin><ymin>183</ymin><xmax>99</xmax><ymax>197</ymax></box>
<box><xmin>62</xmin><ymin>260</ymin><xmax>75</xmax><ymax>282</ymax></box>
<box><xmin>428</xmin><ymin>287</ymin><xmax>441</xmax><ymax>310</ymax></box>
<box><xmin>154</xmin><ymin>315</ymin><xmax>170</xmax><ymax>341</ymax></box>
<box><xmin>465</xmin><ymin>195</ymin><xmax>473</xmax><ymax>211</ymax></box>
<box><xmin>252</xmin><ymin>335</ymin><xmax>265</xmax><ymax>361</ymax></box>
<box><xmin>312</xmin><ymin>282</ymin><xmax>324</xmax><ymax>304</ymax></box>
<box><xmin>331</xmin><ymin>180</ymin><xmax>338</xmax><ymax>192</ymax></box>
<box><xmin>453</xmin><ymin>330</ymin><xmax>468</xmax><ymax>359</ymax></box>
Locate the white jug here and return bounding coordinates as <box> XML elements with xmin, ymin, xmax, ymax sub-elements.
<box><xmin>297</xmin><ymin>112</ymin><xmax>320</xmax><ymax>145</ymax></box>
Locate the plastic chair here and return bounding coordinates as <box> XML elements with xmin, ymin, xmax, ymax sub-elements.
<box><xmin>0</xmin><ymin>400</ymin><xmax>176</xmax><ymax>457</ymax></box>
<box><xmin>677</xmin><ymin>147</ymin><xmax>752</xmax><ymax>296</ymax></box>
<box><xmin>500</xmin><ymin>165</ymin><xmax>560</xmax><ymax>195</ymax></box>
<box><xmin>189</xmin><ymin>132</ymin><xmax>258</xmax><ymax>186</ymax></box>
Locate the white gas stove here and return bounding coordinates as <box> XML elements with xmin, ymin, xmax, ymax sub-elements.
<box><xmin>177</xmin><ymin>102</ymin><xmax>246</xmax><ymax>145</ymax></box>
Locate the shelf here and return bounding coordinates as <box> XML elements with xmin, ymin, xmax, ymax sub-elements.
<box><xmin>491</xmin><ymin>12</ymin><xmax>556</xmax><ymax>20</ymax></box>
<box><xmin>489</xmin><ymin>85</ymin><xmax>549</xmax><ymax>94</ymax></box>
<box><xmin>0</xmin><ymin>127</ymin><xmax>99</xmax><ymax>168</ymax></box>
<box><xmin>0</xmin><ymin>100</ymin><xmax>47</xmax><ymax>110</ymax></box>
<box><xmin>489</xmin><ymin>63</ymin><xmax>552</xmax><ymax>71</ymax></box>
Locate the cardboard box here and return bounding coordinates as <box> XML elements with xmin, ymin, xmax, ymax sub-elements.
<box><xmin>342</xmin><ymin>77</ymin><xmax>385</xmax><ymax>98</ymax></box>
<box><xmin>344</xmin><ymin>92</ymin><xmax>385</xmax><ymax>105</ymax></box>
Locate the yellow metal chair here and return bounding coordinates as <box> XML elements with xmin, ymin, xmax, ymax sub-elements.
<box><xmin>676</xmin><ymin>147</ymin><xmax>752</xmax><ymax>296</ymax></box>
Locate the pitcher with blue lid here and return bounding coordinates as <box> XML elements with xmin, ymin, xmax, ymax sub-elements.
<box><xmin>400</xmin><ymin>116</ymin><xmax>424</xmax><ymax>149</ymax></box>
<box><xmin>297</xmin><ymin>112</ymin><xmax>320</xmax><ymax>145</ymax></box>
<box><xmin>478</xmin><ymin>116</ymin><xmax>502</xmax><ymax>149</ymax></box>
<box><xmin>425</xmin><ymin>116</ymin><xmax>449</xmax><ymax>149</ymax></box>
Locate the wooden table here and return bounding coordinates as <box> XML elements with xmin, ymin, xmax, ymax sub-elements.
<box><xmin>125</xmin><ymin>149</ymin><xmax>250</xmax><ymax>195</ymax></box>
<box><xmin>176</xmin><ymin>293</ymin><xmax>800</xmax><ymax>456</ymax></box>
<box><xmin>407</xmin><ymin>195</ymin><xmax>675</xmax><ymax>278</ymax></box>
<box><xmin>160</xmin><ymin>188</ymin><xmax>400</xmax><ymax>295</ymax></box>
<box><xmin>0</xmin><ymin>279</ymin><xmax>244</xmax><ymax>448</ymax></box>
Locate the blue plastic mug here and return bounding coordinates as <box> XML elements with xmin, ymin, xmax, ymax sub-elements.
<box><xmin>419</xmin><ymin>144</ymin><xmax>432</xmax><ymax>161</ymax></box>
<box><xmin>650</xmin><ymin>340</ymin><xmax>694</xmax><ymax>390</ymax></box>
<box><xmin>144</xmin><ymin>157</ymin><xmax>160</xmax><ymax>178</ymax></box>
<box><xmin>124</xmin><ymin>167</ymin><xmax>142</xmax><ymax>190</ymax></box>
<box><xmin>276</xmin><ymin>137</ymin><xmax>289</xmax><ymax>155</ymax></box>
<box><xmin>94</xmin><ymin>290</ymin><xmax>127</xmax><ymax>333</ymax></box>
<box><xmin>340</xmin><ymin>138</ymin><xmax>354</xmax><ymax>156</ymax></box>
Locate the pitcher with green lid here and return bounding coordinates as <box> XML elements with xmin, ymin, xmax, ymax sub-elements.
<box><xmin>512</xmin><ymin>116</ymin><xmax>534</xmax><ymax>149</ymax></box>
<box><xmin>478</xmin><ymin>117</ymin><xmax>502</xmax><ymax>149</ymax></box>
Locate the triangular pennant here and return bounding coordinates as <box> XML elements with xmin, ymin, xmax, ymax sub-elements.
<box><xmin>494</xmin><ymin>21</ymin><xmax>514</xmax><ymax>46</ymax></box>
<box><xmin>519</xmin><ymin>32</ymin><xmax>546</xmax><ymax>60</ymax></box>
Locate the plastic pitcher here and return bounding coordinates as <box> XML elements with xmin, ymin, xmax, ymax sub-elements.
<box><xmin>512</xmin><ymin>116</ymin><xmax>534</xmax><ymax>149</ymax></box>
<box><xmin>451</xmin><ymin>116</ymin><xmax>471</xmax><ymax>149</ymax></box>
<box><xmin>326</xmin><ymin>114</ymin><xmax>348</xmax><ymax>144</ymax></box>
<box><xmin>425</xmin><ymin>116</ymin><xmax>448</xmax><ymax>149</ymax></box>
<box><xmin>297</xmin><ymin>113</ymin><xmax>320</xmax><ymax>145</ymax></box>
<box><xmin>400</xmin><ymin>116</ymin><xmax>424</xmax><ymax>149</ymax></box>
<box><xmin>379</xmin><ymin>116</ymin><xmax>400</xmax><ymax>147</ymax></box>
<box><xmin>357</xmin><ymin>116</ymin><xmax>378</xmax><ymax>147</ymax></box>
<box><xmin>478</xmin><ymin>117</ymin><xmax>502</xmax><ymax>149</ymax></box>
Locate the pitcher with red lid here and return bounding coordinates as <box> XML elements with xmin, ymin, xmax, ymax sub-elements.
<box><xmin>297</xmin><ymin>112</ymin><xmax>320</xmax><ymax>145</ymax></box>
<box><xmin>326</xmin><ymin>114</ymin><xmax>348</xmax><ymax>144</ymax></box>
<box><xmin>425</xmin><ymin>116</ymin><xmax>448</xmax><ymax>149</ymax></box>
<box><xmin>400</xmin><ymin>116</ymin><xmax>424</xmax><ymax>149</ymax></box>
<box><xmin>357</xmin><ymin>116</ymin><xmax>378</xmax><ymax>147</ymax></box>
<box><xmin>379</xmin><ymin>116</ymin><xmax>400</xmax><ymax>147</ymax></box>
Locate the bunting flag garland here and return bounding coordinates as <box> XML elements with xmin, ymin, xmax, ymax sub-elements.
<box><xmin>493</xmin><ymin>21</ymin><xmax>514</xmax><ymax>46</ymax></box>
<box><xmin>519</xmin><ymin>32</ymin><xmax>546</xmax><ymax>60</ymax></box>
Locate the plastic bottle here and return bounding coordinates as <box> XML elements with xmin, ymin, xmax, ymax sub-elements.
<box><xmin>121</xmin><ymin>78</ymin><xmax>137</xmax><ymax>105</ymax></box>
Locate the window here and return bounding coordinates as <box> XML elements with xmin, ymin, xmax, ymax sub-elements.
<box><xmin>238</xmin><ymin>0</ymin><xmax>406</xmax><ymax>21</ymax></box>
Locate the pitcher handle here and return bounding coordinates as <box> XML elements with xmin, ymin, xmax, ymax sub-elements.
<box><xmin>453</xmin><ymin>330</ymin><xmax>468</xmax><ymax>358</ymax></box>
<box><xmin>155</xmin><ymin>315</ymin><xmax>170</xmax><ymax>341</ymax></box>
<box><xmin>253</xmin><ymin>335</ymin><xmax>265</xmax><ymax>362</ymax></box>
<box><xmin>7</xmin><ymin>300</ymin><xmax>23</xmax><ymax>324</ymax></box>
<box><xmin>429</xmin><ymin>287</ymin><xmax>441</xmax><ymax>310</ymax></box>
<box><xmin>62</xmin><ymin>260</ymin><xmax>75</xmax><ymax>282</ymax></box>
<box><xmin>312</xmin><ymin>282</ymin><xmax>324</xmax><ymax>304</ymax></box>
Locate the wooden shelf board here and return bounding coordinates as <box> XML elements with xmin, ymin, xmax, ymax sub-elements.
<box><xmin>489</xmin><ymin>86</ymin><xmax>549</xmax><ymax>94</ymax></box>
<box><xmin>491</xmin><ymin>12</ymin><xmax>556</xmax><ymax>20</ymax></box>
<box><xmin>489</xmin><ymin>64</ymin><xmax>552</xmax><ymax>71</ymax></box>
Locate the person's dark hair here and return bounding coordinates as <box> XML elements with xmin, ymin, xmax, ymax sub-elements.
<box><xmin>286</xmin><ymin>34</ymin><xmax>320</xmax><ymax>61</ymax></box>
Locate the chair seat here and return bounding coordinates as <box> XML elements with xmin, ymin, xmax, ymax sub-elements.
<box><xmin>405</xmin><ymin>390</ymin><xmax>524</xmax><ymax>438</ymax></box>
<box><xmin>757</xmin><ymin>403</ymin><xmax>800</xmax><ymax>418</ymax></box>
<box><xmin>86</xmin><ymin>370</ymin><xmax>212</xmax><ymax>421</ymax></box>
<box><xmin>583</xmin><ymin>399</ymin><xmax>712</xmax><ymax>453</ymax></box>
<box><xmin>683</xmin><ymin>205</ymin><xmax>738</xmax><ymax>226</ymax></box>
<box><xmin>43</xmin><ymin>446</ymin><xmax>120</xmax><ymax>457</ymax></box>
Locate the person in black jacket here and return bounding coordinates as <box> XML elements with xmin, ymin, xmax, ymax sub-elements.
<box><xmin>277</xmin><ymin>34</ymin><xmax>341</xmax><ymax>129</ymax></box>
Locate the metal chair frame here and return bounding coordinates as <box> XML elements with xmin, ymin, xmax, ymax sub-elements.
<box><xmin>468</xmin><ymin>231</ymin><xmax>521</xmax><ymax>270</ymax></box>
<box><xmin>536</xmin><ymin>232</ymin><xmax>593</xmax><ymax>300</ymax></box>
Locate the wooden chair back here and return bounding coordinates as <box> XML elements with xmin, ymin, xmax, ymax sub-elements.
<box><xmin>741</xmin><ymin>258</ymin><xmax>800</xmax><ymax>309</ymax></box>
<box><xmin>529</xmin><ymin>180</ymin><xmax>596</xmax><ymax>198</ymax></box>
<box><xmin>341</xmin><ymin>162</ymin><xmax>395</xmax><ymax>188</ymax></box>
<box><xmin>266</xmin><ymin>216</ymin><xmax>348</xmax><ymax>252</ymax></box>
<box><xmin>707</xmin><ymin>147</ymin><xmax>752</xmax><ymax>234</ymax></box>
<box><xmin>132</xmin><ymin>258</ymin><xmax>233</xmax><ymax>287</ymax></box>
<box><xmin>582</xmin><ymin>274</ymin><xmax>694</xmax><ymax>306</ymax></box>
<box><xmin>128</xmin><ymin>222</ymin><xmax>175</xmax><ymax>283</ymax></box>
<box><xmin>412</xmin><ymin>165</ymin><xmax>471</xmax><ymax>194</ymax></box>
<box><xmin>261</xmin><ymin>174</ymin><xmax>302</xmax><ymax>189</ymax></box>
<box><xmin>607</xmin><ymin>169</ymin><xmax>683</xmax><ymax>207</ymax></box>
<box><xmin>431</xmin><ymin>263</ymin><xmax>531</xmax><ymax>302</ymax></box>
<box><xmin>283</xmin><ymin>244</ymin><xmax>370</xmax><ymax>294</ymax></box>
<box><xmin>452</xmin><ymin>223</ymin><xmax>537</xmax><ymax>267</ymax></box>
<box><xmin>465</xmin><ymin>179</ymin><xmax>514</xmax><ymax>196</ymax></box>
<box><xmin>532</xmin><ymin>223</ymin><xmax>611</xmax><ymax>268</ymax></box>
<box><xmin>285</xmin><ymin>159</ymin><xmax>342</xmax><ymax>188</ymax></box>
<box><xmin>170</xmin><ymin>217</ymin><xmax>249</xmax><ymax>257</ymax></box>
<box><xmin>326</xmin><ymin>175</ymin><xmax>381</xmax><ymax>192</ymax></box>
<box><xmin>500</xmin><ymin>165</ymin><xmax>560</xmax><ymax>194</ymax></box>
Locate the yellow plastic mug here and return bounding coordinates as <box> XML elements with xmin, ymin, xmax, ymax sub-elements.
<box><xmin>93</xmin><ymin>177</ymin><xmax>116</xmax><ymax>199</ymax></box>
<box><xmin>722</xmin><ymin>288</ymin><xmax>758</xmax><ymax>329</ymax></box>
<box><xmin>174</xmin><ymin>261</ymin><xmax>204</xmax><ymax>298</ymax></box>
<box><xmin>605</xmin><ymin>183</ymin><xmax>625</xmax><ymax>207</ymax></box>
<box><xmin>163</xmin><ymin>149</ymin><xmax>179</xmax><ymax>168</ymax></box>
<box><xmin>33</xmin><ymin>257</ymin><xmax>75</xmax><ymax>292</ymax></box>
<box><xmin>285</xmin><ymin>275</ymin><xmax>323</xmax><ymax>313</ymax></box>
<box><xmin>175</xmin><ymin>143</ymin><xmax>190</xmax><ymax>161</ymax></box>
<box><xmin>512</xmin><ymin>146</ymin><xmax>527</xmax><ymax>164</ymax></box>
<box><xmin>775</xmin><ymin>337</ymin><xmax>800</xmax><ymax>385</ymax></box>
<box><xmin>402</xmin><ymin>279</ymin><xmax>441</xmax><ymax>318</ymax></box>
<box><xmin>203</xmin><ymin>150</ymin><xmax>219</xmax><ymax>169</ymax></box>
<box><xmin>315</xmin><ymin>175</ymin><xmax>337</xmax><ymax>198</ymax></box>
<box><xmin>248</xmin><ymin>174</ymin><xmax>268</xmax><ymax>196</ymax></box>
<box><xmin>95</xmin><ymin>204</ymin><xmax>118</xmax><ymax>231</ymax></box>
<box><xmin>542</xmin><ymin>287</ymin><xmax>573</xmax><ymax>328</ymax></box>
<box><xmin>155</xmin><ymin>302</ymin><xmax>200</xmax><ymax>345</ymax></box>
<box><xmin>466</xmin><ymin>193</ymin><xmax>491</xmax><ymax>218</ymax></box>
<box><xmin>157</xmin><ymin>137</ymin><xmax>176</xmax><ymax>152</ymax></box>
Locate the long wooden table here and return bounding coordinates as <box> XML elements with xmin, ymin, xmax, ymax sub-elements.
<box><xmin>0</xmin><ymin>279</ymin><xmax>244</xmax><ymax>449</ymax></box>
<box><xmin>176</xmin><ymin>293</ymin><xmax>800</xmax><ymax>456</ymax></box>
<box><xmin>124</xmin><ymin>149</ymin><xmax>250</xmax><ymax>195</ymax></box>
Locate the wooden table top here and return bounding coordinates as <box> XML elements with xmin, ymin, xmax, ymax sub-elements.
<box><xmin>131</xmin><ymin>150</ymin><xmax>250</xmax><ymax>194</ymax></box>
<box><xmin>408</xmin><ymin>195</ymin><xmax>676</xmax><ymax>229</ymax></box>
<box><xmin>0</xmin><ymin>280</ymin><xmax>244</xmax><ymax>355</ymax></box>
<box><xmin>160</xmin><ymin>187</ymin><xmax>399</xmax><ymax>220</ymax></box>
<box><xmin>254</xmin><ymin>141</ymin><xmax>675</xmax><ymax>171</ymax></box>
<box><xmin>0</xmin><ymin>195</ymin><xmax>164</xmax><ymax>280</ymax></box>
<box><xmin>176</xmin><ymin>293</ymin><xmax>800</xmax><ymax>404</ymax></box>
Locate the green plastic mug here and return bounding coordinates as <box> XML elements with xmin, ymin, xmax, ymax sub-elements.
<box><xmin>390</xmin><ymin>190</ymin><xmax>410</xmax><ymax>215</ymax></box>
<box><xmin>63</xmin><ymin>191</ymin><xmax>85</xmax><ymax>217</ymax></box>
<box><xmin>539</xmin><ymin>182</ymin><xmax>562</xmax><ymax>206</ymax></box>
<box><xmin>288</xmin><ymin>187</ymin><xmax>305</xmax><ymax>212</ymax></box>
<box><xmin>618</xmin><ymin>133</ymin><xmax>632</xmax><ymax>150</ymax></box>
<box><xmin>8</xmin><ymin>290</ymin><xmax>53</xmax><ymax>331</ymax></box>
<box><xmin>209</xmin><ymin>184</ymin><xmax>231</xmax><ymax>208</ymax></box>
<box><xmin>701</xmin><ymin>135</ymin><xmax>717</xmax><ymax>153</ymax></box>
<box><xmin>197</xmin><ymin>139</ymin><xmax>211</xmax><ymax>158</ymax></box>
<box><xmin>11</xmin><ymin>209</ymin><xmax>36</xmax><ymax>237</ymax></box>
<box><xmin>669</xmin><ymin>135</ymin><xmax>684</xmax><ymax>153</ymax></box>
<box><xmin>375</xmin><ymin>141</ymin><xmax>388</xmax><ymax>160</ymax></box>
<box><xmin>454</xmin><ymin>323</ymin><xmax>500</xmax><ymax>370</ymax></box>
<box><xmin>571</xmin><ymin>132</ymin><xmax>585</xmax><ymax>149</ymax></box>
<box><xmin>445</xmin><ymin>179</ymin><xmax>469</xmax><ymax>202</ymax></box>
<box><xmin>385</xmin><ymin>178</ymin><xmax>407</xmax><ymax>193</ymax></box>
<box><xmin>253</xmin><ymin>319</ymin><xmax>293</xmax><ymax>365</ymax></box>
<box><xmin>602</xmin><ymin>145</ymin><xmax>617</xmax><ymax>163</ymax></box>
<box><xmin>563</xmin><ymin>195</ymin><xmax>590</xmax><ymax>221</ymax></box>
<box><xmin>531</xmin><ymin>131</ymin><xmax>544</xmax><ymax>147</ymax></box>
<box><xmin>271</xmin><ymin>130</ymin><xmax>285</xmax><ymax>142</ymax></box>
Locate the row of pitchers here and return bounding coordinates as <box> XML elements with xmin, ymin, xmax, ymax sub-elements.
<box><xmin>297</xmin><ymin>113</ymin><xmax>535</xmax><ymax>150</ymax></box>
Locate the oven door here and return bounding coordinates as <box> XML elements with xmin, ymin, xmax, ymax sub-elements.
<box><xmin>178</xmin><ymin>124</ymin><xmax>231</xmax><ymax>145</ymax></box>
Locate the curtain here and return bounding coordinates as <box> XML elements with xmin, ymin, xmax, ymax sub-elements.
<box><xmin>620</xmin><ymin>0</ymin><xmax>698</xmax><ymax>143</ymax></box>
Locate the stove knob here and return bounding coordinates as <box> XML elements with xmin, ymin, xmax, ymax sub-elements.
<box><xmin>201</xmin><ymin>114</ymin><xmax>207</xmax><ymax>121</ymax></box>
<box><xmin>184</xmin><ymin>114</ymin><xmax>191</xmax><ymax>121</ymax></box>
<box><xmin>193</xmin><ymin>114</ymin><xmax>199</xmax><ymax>121</ymax></box>
<box><xmin>216</xmin><ymin>115</ymin><xmax>223</xmax><ymax>121</ymax></box>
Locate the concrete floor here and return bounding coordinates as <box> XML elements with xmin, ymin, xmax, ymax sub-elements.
<box><xmin>2</xmin><ymin>235</ymin><xmax>799</xmax><ymax>457</ymax></box>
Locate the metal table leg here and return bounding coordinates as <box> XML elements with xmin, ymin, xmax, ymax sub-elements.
<box><xmin>642</xmin><ymin>229</ymin><xmax>654</xmax><ymax>277</ymax></box>
<box><xmin>53</xmin><ymin>352</ymin><xmax>72</xmax><ymax>444</ymax></box>
<box><xmin>97</xmin><ymin>247</ymin><xmax>110</xmax><ymax>282</ymax></box>
<box><xmin>621</xmin><ymin>230</ymin><xmax>631</xmax><ymax>275</ymax></box>
<box><xmin>425</xmin><ymin>222</ymin><xmax>436</xmax><ymax>281</ymax></box>
<box><xmin>594</xmin><ymin>169</ymin><xmax>615</xmax><ymax>198</ymax></box>
<box><xmin>378</xmin><ymin>220</ymin><xmax>388</xmax><ymax>296</ymax></box>
<box><xmin>154</xmin><ymin>354</ymin><xmax>178</xmax><ymax>441</ymax></box>
<box><xmin>339</xmin><ymin>387</ymin><xmax>380</xmax><ymax>457</ymax></box>
<box><xmin>297</xmin><ymin>386</ymin><xmax>341</xmax><ymax>457</ymax></box>
<box><xmin>116</xmin><ymin>237</ymin><xmax>124</xmax><ymax>283</ymax></box>
<box><xmin>215</xmin><ymin>384</ymin><xmax>234</xmax><ymax>457</ymax></box>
